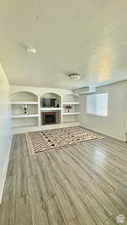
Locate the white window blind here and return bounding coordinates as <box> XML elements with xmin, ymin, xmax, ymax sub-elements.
<box><xmin>86</xmin><ymin>93</ymin><xmax>108</xmax><ymax>116</ymax></box>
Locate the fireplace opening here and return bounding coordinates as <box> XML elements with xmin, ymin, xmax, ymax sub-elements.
<box><xmin>45</xmin><ymin>114</ymin><xmax>56</xmax><ymax>124</ymax></box>
<box><xmin>42</xmin><ymin>111</ymin><xmax>60</xmax><ymax>125</ymax></box>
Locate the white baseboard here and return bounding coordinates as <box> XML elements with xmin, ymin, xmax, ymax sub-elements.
<box><xmin>80</xmin><ymin>123</ymin><xmax>124</xmax><ymax>142</ymax></box>
<box><xmin>0</xmin><ymin>135</ymin><xmax>12</xmax><ymax>204</ymax></box>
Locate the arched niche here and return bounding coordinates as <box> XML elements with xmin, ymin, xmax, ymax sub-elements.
<box><xmin>40</xmin><ymin>92</ymin><xmax>61</xmax><ymax>108</ymax></box>
<box><xmin>10</xmin><ymin>91</ymin><xmax>38</xmax><ymax>102</ymax></box>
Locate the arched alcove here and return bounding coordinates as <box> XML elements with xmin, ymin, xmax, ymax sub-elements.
<box><xmin>10</xmin><ymin>91</ymin><xmax>39</xmax><ymax>130</ymax></box>
<box><xmin>11</xmin><ymin>91</ymin><xmax>38</xmax><ymax>102</ymax></box>
<box><xmin>40</xmin><ymin>92</ymin><xmax>61</xmax><ymax>108</ymax></box>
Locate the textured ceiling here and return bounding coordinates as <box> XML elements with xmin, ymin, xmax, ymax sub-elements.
<box><xmin>0</xmin><ymin>0</ymin><xmax>127</xmax><ymax>89</ymax></box>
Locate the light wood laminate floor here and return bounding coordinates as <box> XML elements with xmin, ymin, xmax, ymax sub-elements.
<box><xmin>0</xmin><ymin>133</ymin><xmax>127</xmax><ymax>225</ymax></box>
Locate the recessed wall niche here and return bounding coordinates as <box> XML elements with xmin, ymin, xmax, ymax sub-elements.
<box><xmin>10</xmin><ymin>91</ymin><xmax>39</xmax><ymax>129</ymax></box>
<box><xmin>40</xmin><ymin>93</ymin><xmax>61</xmax><ymax>108</ymax></box>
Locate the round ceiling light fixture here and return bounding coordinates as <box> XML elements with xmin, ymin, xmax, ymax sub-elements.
<box><xmin>18</xmin><ymin>42</ymin><xmax>37</xmax><ymax>54</ymax></box>
<box><xmin>26</xmin><ymin>47</ymin><xmax>37</xmax><ymax>54</ymax></box>
<box><xmin>68</xmin><ymin>73</ymin><xmax>81</xmax><ymax>80</ymax></box>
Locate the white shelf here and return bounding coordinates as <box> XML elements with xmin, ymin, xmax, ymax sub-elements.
<box><xmin>40</xmin><ymin>107</ymin><xmax>61</xmax><ymax>111</ymax></box>
<box><xmin>11</xmin><ymin>114</ymin><xmax>39</xmax><ymax>118</ymax></box>
<box><xmin>11</xmin><ymin>101</ymin><xmax>38</xmax><ymax>105</ymax></box>
<box><xmin>63</xmin><ymin>112</ymin><xmax>80</xmax><ymax>115</ymax></box>
<box><xmin>12</xmin><ymin>124</ymin><xmax>38</xmax><ymax>128</ymax></box>
<box><xmin>63</xmin><ymin>102</ymin><xmax>80</xmax><ymax>105</ymax></box>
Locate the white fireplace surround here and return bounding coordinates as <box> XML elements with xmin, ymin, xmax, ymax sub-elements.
<box><xmin>42</xmin><ymin>111</ymin><xmax>60</xmax><ymax>125</ymax></box>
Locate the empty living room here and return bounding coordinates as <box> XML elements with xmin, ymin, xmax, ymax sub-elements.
<box><xmin>1</xmin><ymin>1</ymin><xmax>127</xmax><ymax>225</ymax></box>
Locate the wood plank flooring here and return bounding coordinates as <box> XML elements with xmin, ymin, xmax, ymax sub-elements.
<box><xmin>0</xmin><ymin>133</ymin><xmax>127</xmax><ymax>225</ymax></box>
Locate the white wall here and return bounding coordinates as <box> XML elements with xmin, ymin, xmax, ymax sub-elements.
<box><xmin>0</xmin><ymin>64</ymin><xmax>11</xmax><ymax>203</ymax></box>
<box><xmin>79</xmin><ymin>81</ymin><xmax>127</xmax><ymax>141</ymax></box>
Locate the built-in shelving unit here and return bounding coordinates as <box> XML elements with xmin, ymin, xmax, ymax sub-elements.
<box><xmin>10</xmin><ymin>90</ymin><xmax>80</xmax><ymax>134</ymax></box>
<box><xmin>62</xmin><ymin>94</ymin><xmax>80</xmax><ymax>124</ymax></box>
<box><xmin>40</xmin><ymin>93</ymin><xmax>61</xmax><ymax>126</ymax></box>
<box><xmin>11</xmin><ymin>91</ymin><xmax>39</xmax><ymax>133</ymax></box>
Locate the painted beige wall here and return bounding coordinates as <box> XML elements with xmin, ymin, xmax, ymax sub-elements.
<box><xmin>0</xmin><ymin>64</ymin><xmax>11</xmax><ymax>203</ymax></box>
<box><xmin>79</xmin><ymin>81</ymin><xmax>127</xmax><ymax>141</ymax></box>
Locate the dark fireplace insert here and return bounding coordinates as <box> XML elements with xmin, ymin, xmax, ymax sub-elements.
<box><xmin>42</xmin><ymin>112</ymin><xmax>57</xmax><ymax>125</ymax></box>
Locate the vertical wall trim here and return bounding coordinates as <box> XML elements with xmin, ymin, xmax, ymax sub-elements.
<box><xmin>0</xmin><ymin>135</ymin><xmax>12</xmax><ymax>204</ymax></box>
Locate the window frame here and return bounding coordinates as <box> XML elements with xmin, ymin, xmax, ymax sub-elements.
<box><xmin>86</xmin><ymin>93</ymin><xmax>108</xmax><ymax>117</ymax></box>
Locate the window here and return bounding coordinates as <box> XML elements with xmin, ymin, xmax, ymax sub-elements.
<box><xmin>86</xmin><ymin>93</ymin><xmax>108</xmax><ymax>116</ymax></box>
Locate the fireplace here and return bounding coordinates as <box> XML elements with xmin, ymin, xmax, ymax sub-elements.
<box><xmin>45</xmin><ymin>112</ymin><xmax>56</xmax><ymax>124</ymax></box>
<box><xmin>42</xmin><ymin>111</ymin><xmax>59</xmax><ymax>125</ymax></box>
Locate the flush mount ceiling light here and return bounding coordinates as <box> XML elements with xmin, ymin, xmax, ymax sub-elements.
<box><xmin>19</xmin><ymin>43</ymin><xmax>37</xmax><ymax>54</ymax></box>
<box><xmin>67</xmin><ymin>73</ymin><xmax>81</xmax><ymax>80</ymax></box>
<box><xmin>26</xmin><ymin>47</ymin><xmax>37</xmax><ymax>54</ymax></box>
